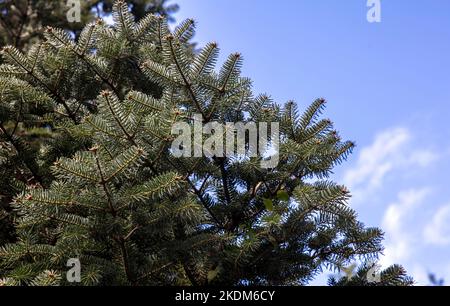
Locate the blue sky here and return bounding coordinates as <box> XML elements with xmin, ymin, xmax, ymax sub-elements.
<box><xmin>173</xmin><ymin>0</ymin><xmax>450</xmax><ymax>285</ymax></box>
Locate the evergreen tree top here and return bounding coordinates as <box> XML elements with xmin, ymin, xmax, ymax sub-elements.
<box><xmin>0</xmin><ymin>0</ymin><xmax>179</xmax><ymax>50</ymax></box>
<box><xmin>0</xmin><ymin>0</ymin><xmax>413</xmax><ymax>286</ymax></box>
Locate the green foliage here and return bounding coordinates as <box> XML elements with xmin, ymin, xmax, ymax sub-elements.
<box><xmin>0</xmin><ymin>0</ymin><xmax>179</xmax><ymax>50</ymax></box>
<box><xmin>329</xmin><ymin>263</ymin><xmax>414</xmax><ymax>286</ymax></box>
<box><xmin>0</xmin><ymin>1</ymin><xmax>412</xmax><ymax>286</ymax></box>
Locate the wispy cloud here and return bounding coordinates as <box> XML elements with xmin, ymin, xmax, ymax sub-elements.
<box><xmin>342</xmin><ymin>126</ymin><xmax>445</xmax><ymax>284</ymax></box>
<box><xmin>424</xmin><ymin>204</ymin><xmax>450</xmax><ymax>246</ymax></box>
<box><xmin>410</xmin><ymin>265</ymin><xmax>430</xmax><ymax>286</ymax></box>
<box><xmin>380</xmin><ymin>188</ymin><xmax>431</xmax><ymax>267</ymax></box>
<box><xmin>342</xmin><ymin>127</ymin><xmax>439</xmax><ymax>205</ymax></box>
<box><xmin>343</xmin><ymin>127</ymin><xmax>409</xmax><ymax>193</ymax></box>
<box><xmin>408</xmin><ymin>150</ymin><xmax>440</xmax><ymax>168</ymax></box>
<box><xmin>338</xmin><ymin>126</ymin><xmax>449</xmax><ymax>284</ymax></box>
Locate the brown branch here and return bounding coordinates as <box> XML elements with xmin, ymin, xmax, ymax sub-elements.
<box><xmin>93</xmin><ymin>148</ymin><xmax>136</xmax><ymax>284</ymax></box>
<box><xmin>2</xmin><ymin>47</ymin><xmax>78</xmax><ymax>123</ymax></box>
<box><xmin>136</xmin><ymin>262</ymin><xmax>175</xmax><ymax>282</ymax></box>
<box><xmin>0</xmin><ymin>15</ymin><xmax>15</xmax><ymax>42</ymax></box>
<box><xmin>93</xmin><ymin>149</ymin><xmax>116</xmax><ymax>217</ymax></box>
<box><xmin>214</xmin><ymin>157</ymin><xmax>231</xmax><ymax>205</ymax></box>
<box><xmin>13</xmin><ymin>0</ymin><xmax>29</xmax><ymax>48</ymax></box>
<box><xmin>0</xmin><ymin>122</ymin><xmax>44</xmax><ymax>186</ymax></box>
<box><xmin>45</xmin><ymin>27</ymin><xmax>122</xmax><ymax>98</ymax></box>
<box><xmin>166</xmin><ymin>36</ymin><xmax>206</xmax><ymax>118</ymax></box>
<box><xmin>101</xmin><ymin>91</ymin><xmax>135</xmax><ymax>143</ymax></box>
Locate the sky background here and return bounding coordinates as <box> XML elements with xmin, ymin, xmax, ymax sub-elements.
<box><xmin>172</xmin><ymin>0</ymin><xmax>450</xmax><ymax>285</ymax></box>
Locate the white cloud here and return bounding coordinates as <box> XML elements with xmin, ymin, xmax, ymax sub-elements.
<box><xmin>344</xmin><ymin>127</ymin><xmax>409</xmax><ymax>189</ymax></box>
<box><xmin>424</xmin><ymin>204</ymin><xmax>450</xmax><ymax>246</ymax></box>
<box><xmin>342</xmin><ymin>127</ymin><xmax>439</xmax><ymax>204</ymax></box>
<box><xmin>380</xmin><ymin>188</ymin><xmax>431</xmax><ymax>267</ymax></box>
<box><xmin>408</xmin><ymin>150</ymin><xmax>439</xmax><ymax>167</ymax></box>
<box><xmin>340</xmin><ymin>126</ymin><xmax>447</xmax><ymax>282</ymax></box>
<box><xmin>410</xmin><ymin>265</ymin><xmax>430</xmax><ymax>286</ymax></box>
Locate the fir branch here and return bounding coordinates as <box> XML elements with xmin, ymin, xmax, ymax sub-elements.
<box><xmin>166</xmin><ymin>35</ymin><xmax>206</xmax><ymax>118</ymax></box>
<box><xmin>44</xmin><ymin>27</ymin><xmax>121</xmax><ymax>98</ymax></box>
<box><xmin>92</xmin><ymin>148</ymin><xmax>117</xmax><ymax>217</ymax></box>
<box><xmin>0</xmin><ymin>123</ymin><xmax>44</xmax><ymax>186</ymax></box>
<box><xmin>1</xmin><ymin>46</ymin><xmax>78</xmax><ymax>123</ymax></box>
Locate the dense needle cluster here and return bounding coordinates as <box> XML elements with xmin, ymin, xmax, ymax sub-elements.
<box><xmin>0</xmin><ymin>0</ymin><xmax>412</xmax><ymax>286</ymax></box>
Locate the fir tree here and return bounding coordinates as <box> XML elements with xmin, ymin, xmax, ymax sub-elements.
<box><xmin>0</xmin><ymin>0</ymin><xmax>413</xmax><ymax>286</ymax></box>
<box><xmin>0</xmin><ymin>0</ymin><xmax>179</xmax><ymax>50</ymax></box>
<box><xmin>0</xmin><ymin>0</ymin><xmax>179</xmax><ymax>250</ymax></box>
